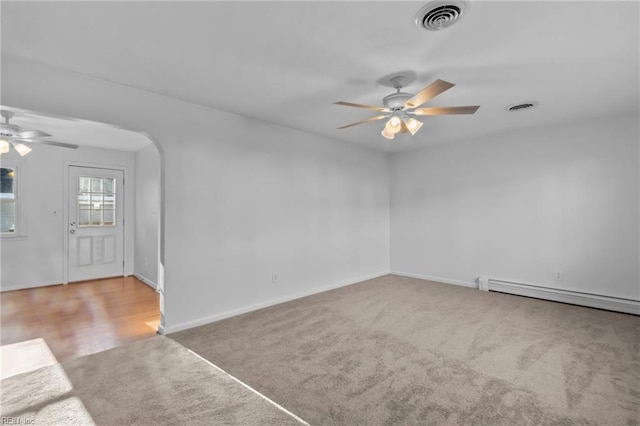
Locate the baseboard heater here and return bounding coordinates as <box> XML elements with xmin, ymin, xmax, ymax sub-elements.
<box><xmin>478</xmin><ymin>277</ymin><xmax>639</xmax><ymax>315</ymax></box>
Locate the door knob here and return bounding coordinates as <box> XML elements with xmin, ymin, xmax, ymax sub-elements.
<box><xmin>70</xmin><ymin>229</ymin><xmax>75</xmax><ymax>234</ymax></box>
<box><xmin>70</xmin><ymin>221</ymin><xmax>76</xmax><ymax>227</ymax></box>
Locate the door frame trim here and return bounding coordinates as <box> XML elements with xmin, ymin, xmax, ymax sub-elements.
<box><xmin>63</xmin><ymin>162</ymin><xmax>131</xmax><ymax>284</ymax></box>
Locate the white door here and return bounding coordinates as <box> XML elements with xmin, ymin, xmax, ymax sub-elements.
<box><xmin>68</xmin><ymin>166</ymin><xmax>124</xmax><ymax>282</ymax></box>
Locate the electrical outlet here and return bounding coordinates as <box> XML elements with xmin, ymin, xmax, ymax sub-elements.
<box><xmin>272</xmin><ymin>273</ymin><xmax>279</xmax><ymax>284</ymax></box>
<box><xmin>554</xmin><ymin>271</ymin><xmax>564</xmax><ymax>281</ymax></box>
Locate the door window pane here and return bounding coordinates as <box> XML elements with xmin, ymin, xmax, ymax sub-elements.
<box><xmin>78</xmin><ymin>193</ymin><xmax>91</xmax><ymax>210</ymax></box>
<box><xmin>79</xmin><ymin>177</ymin><xmax>91</xmax><ymax>193</ymax></box>
<box><xmin>104</xmin><ymin>178</ymin><xmax>114</xmax><ymax>195</ymax></box>
<box><xmin>91</xmin><ymin>193</ymin><xmax>103</xmax><ymax>209</ymax></box>
<box><xmin>91</xmin><ymin>210</ymin><xmax>103</xmax><ymax>226</ymax></box>
<box><xmin>103</xmin><ymin>195</ymin><xmax>115</xmax><ymax>210</ymax></box>
<box><xmin>0</xmin><ymin>168</ymin><xmax>16</xmax><ymax>233</ymax></box>
<box><xmin>78</xmin><ymin>176</ymin><xmax>116</xmax><ymax>227</ymax></box>
<box><xmin>91</xmin><ymin>178</ymin><xmax>103</xmax><ymax>193</ymax></box>
<box><xmin>78</xmin><ymin>209</ymin><xmax>91</xmax><ymax>226</ymax></box>
<box><xmin>103</xmin><ymin>210</ymin><xmax>115</xmax><ymax>226</ymax></box>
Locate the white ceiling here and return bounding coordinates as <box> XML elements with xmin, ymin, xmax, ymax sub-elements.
<box><xmin>2</xmin><ymin>1</ymin><xmax>638</xmax><ymax>152</ymax></box>
<box><xmin>1</xmin><ymin>106</ymin><xmax>152</xmax><ymax>152</ymax></box>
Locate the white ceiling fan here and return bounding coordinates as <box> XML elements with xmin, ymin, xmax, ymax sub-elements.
<box><xmin>0</xmin><ymin>110</ymin><xmax>79</xmax><ymax>156</ymax></box>
<box><xmin>334</xmin><ymin>76</ymin><xmax>479</xmax><ymax>139</ymax></box>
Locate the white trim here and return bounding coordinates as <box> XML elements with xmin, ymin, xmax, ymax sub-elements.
<box><xmin>133</xmin><ymin>272</ymin><xmax>158</xmax><ymax>292</ymax></box>
<box><xmin>0</xmin><ymin>234</ymin><xmax>27</xmax><ymax>240</ymax></box>
<box><xmin>163</xmin><ymin>271</ymin><xmax>389</xmax><ymax>334</ymax></box>
<box><xmin>479</xmin><ymin>277</ymin><xmax>640</xmax><ymax>315</ymax></box>
<box><xmin>1</xmin><ymin>279</ymin><xmax>63</xmax><ymax>292</ymax></box>
<box><xmin>390</xmin><ymin>271</ymin><xmax>478</xmax><ymax>289</ymax></box>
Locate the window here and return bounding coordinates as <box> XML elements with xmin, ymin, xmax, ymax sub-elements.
<box><xmin>78</xmin><ymin>176</ymin><xmax>116</xmax><ymax>227</ymax></box>
<box><xmin>0</xmin><ymin>167</ymin><xmax>16</xmax><ymax>233</ymax></box>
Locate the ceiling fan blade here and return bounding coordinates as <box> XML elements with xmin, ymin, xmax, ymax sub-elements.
<box><xmin>18</xmin><ymin>130</ymin><xmax>52</xmax><ymax>139</ymax></box>
<box><xmin>404</xmin><ymin>79</ymin><xmax>455</xmax><ymax>109</ymax></box>
<box><xmin>337</xmin><ymin>114</ymin><xmax>388</xmax><ymax>129</ymax></box>
<box><xmin>18</xmin><ymin>139</ymin><xmax>79</xmax><ymax>149</ymax></box>
<box><xmin>411</xmin><ymin>106</ymin><xmax>480</xmax><ymax>115</ymax></box>
<box><xmin>334</xmin><ymin>101</ymin><xmax>389</xmax><ymax>112</ymax></box>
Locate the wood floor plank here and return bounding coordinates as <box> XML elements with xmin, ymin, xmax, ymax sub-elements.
<box><xmin>1</xmin><ymin>276</ymin><xmax>159</xmax><ymax>363</ymax></box>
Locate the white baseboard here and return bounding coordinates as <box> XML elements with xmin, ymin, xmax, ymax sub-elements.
<box><xmin>163</xmin><ymin>271</ymin><xmax>390</xmax><ymax>334</ymax></box>
<box><xmin>390</xmin><ymin>271</ymin><xmax>478</xmax><ymax>289</ymax></box>
<box><xmin>1</xmin><ymin>280</ymin><xmax>64</xmax><ymax>292</ymax></box>
<box><xmin>481</xmin><ymin>277</ymin><xmax>640</xmax><ymax>315</ymax></box>
<box><xmin>133</xmin><ymin>272</ymin><xmax>158</xmax><ymax>292</ymax></box>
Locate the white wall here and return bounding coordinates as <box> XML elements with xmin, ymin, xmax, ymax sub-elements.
<box><xmin>2</xmin><ymin>53</ymin><xmax>638</xmax><ymax>330</ymax></box>
<box><xmin>134</xmin><ymin>144</ymin><xmax>160</xmax><ymax>287</ymax></box>
<box><xmin>390</xmin><ymin>116</ymin><xmax>640</xmax><ymax>301</ymax></box>
<box><xmin>0</xmin><ymin>144</ymin><xmax>136</xmax><ymax>290</ymax></box>
<box><xmin>1</xmin><ymin>55</ymin><xmax>391</xmax><ymax>332</ymax></box>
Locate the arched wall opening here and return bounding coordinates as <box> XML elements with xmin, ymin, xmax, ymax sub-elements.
<box><xmin>0</xmin><ymin>105</ymin><xmax>166</xmax><ymax>333</ymax></box>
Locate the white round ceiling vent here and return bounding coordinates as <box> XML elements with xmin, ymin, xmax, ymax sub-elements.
<box><xmin>415</xmin><ymin>1</ymin><xmax>468</xmax><ymax>31</ymax></box>
<box><xmin>506</xmin><ymin>102</ymin><xmax>537</xmax><ymax>112</ymax></box>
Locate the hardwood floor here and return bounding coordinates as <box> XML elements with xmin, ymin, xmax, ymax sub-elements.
<box><xmin>0</xmin><ymin>276</ymin><xmax>159</xmax><ymax>363</ymax></box>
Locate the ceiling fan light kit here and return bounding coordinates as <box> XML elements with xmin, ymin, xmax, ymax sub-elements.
<box><xmin>381</xmin><ymin>127</ymin><xmax>396</xmax><ymax>140</ymax></box>
<box><xmin>0</xmin><ymin>110</ymin><xmax>79</xmax><ymax>156</ymax></box>
<box><xmin>13</xmin><ymin>143</ymin><xmax>32</xmax><ymax>156</ymax></box>
<box><xmin>335</xmin><ymin>75</ymin><xmax>479</xmax><ymax>140</ymax></box>
<box><xmin>0</xmin><ymin>139</ymin><xmax>9</xmax><ymax>154</ymax></box>
<box><xmin>405</xmin><ymin>117</ymin><xmax>423</xmax><ymax>135</ymax></box>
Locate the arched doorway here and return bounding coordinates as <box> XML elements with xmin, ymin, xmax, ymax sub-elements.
<box><xmin>0</xmin><ymin>106</ymin><xmax>165</xmax><ymax>368</ymax></box>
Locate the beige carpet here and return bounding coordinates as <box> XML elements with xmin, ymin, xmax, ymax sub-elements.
<box><xmin>1</xmin><ymin>338</ymin><xmax>58</xmax><ymax>379</ymax></box>
<box><xmin>172</xmin><ymin>274</ymin><xmax>640</xmax><ymax>425</ymax></box>
<box><xmin>0</xmin><ymin>336</ymin><xmax>304</xmax><ymax>425</ymax></box>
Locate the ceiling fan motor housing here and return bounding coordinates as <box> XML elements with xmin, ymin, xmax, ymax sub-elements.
<box><xmin>383</xmin><ymin>92</ymin><xmax>413</xmax><ymax>110</ymax></box>
<box><xmin>0</xmin><ymin>111</ymin><xmax>20</xmax><ymax>137</ymax></box>
<box><xmin>0</xmin><ymin>123</ymin><xmax>21</xmax><ymax>137</ymax></box>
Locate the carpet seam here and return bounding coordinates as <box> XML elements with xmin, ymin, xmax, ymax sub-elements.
<box><xmin>183</xmin><ymin>347</ymin><xmax>310</xmax><ymax>425</ymax></box>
